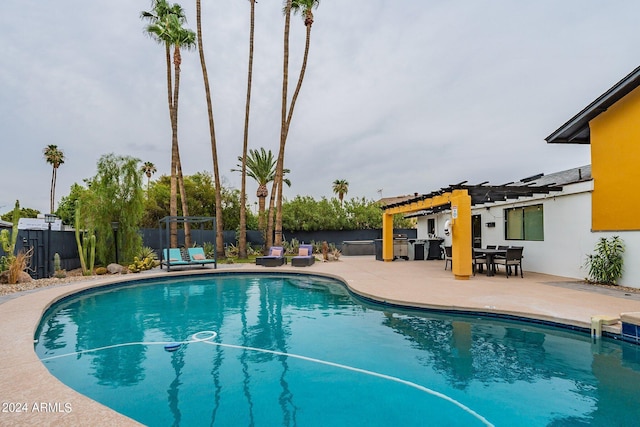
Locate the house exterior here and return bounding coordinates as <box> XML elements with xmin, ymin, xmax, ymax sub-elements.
<box><xmin>412</xmin><ymin>166</ymin><xmax>600</xmax><ymax>283</ymax></box>
<box><xmin>545</xmin><ymin>65</ymin><xmax>640</xmax><ymax>287</ymax></box>
<box><xmin>384</xmin><ymin>66</ymin><xmax>640</xmax><ymax>287</ymax></box>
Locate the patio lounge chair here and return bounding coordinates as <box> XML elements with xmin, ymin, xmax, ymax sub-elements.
<box><xmin>162</xmin><ymin>248</ymin><xmax>189</xmax><ymax>269</ymax></box>
<box><xmin>291</xmin><ymin>244</ymin><xmax>315</xmax><ymax>267</ymax></box>
<box><xmin>493</xmin><ymin>247</ymin><xmax>524</xmax><ymax>278</ymax></box>
<box><xmin>256</xmin><ymin>246</ymin><xmax>286</xmax><ymax>267</ymax></box>
<box><xmin>188</xmin><ymin>247</ymin><xmax>217</xmax><ymax>267</ymax></box>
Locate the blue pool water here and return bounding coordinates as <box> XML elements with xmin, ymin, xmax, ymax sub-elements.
<box><xmin>35</xmin><ymin>274</ymin><xmax>640</xmax><ymax>426</ymax></box>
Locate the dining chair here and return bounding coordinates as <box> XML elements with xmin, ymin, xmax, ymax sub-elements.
<box><xmin>493</xmin><ymin>245</ymin><xmax>508</xmax><ymax>271</ymax></box>
<box><xmin>472</xmin><ymin>251</ymin><xmax>486</xmax><ymax>275</ymax></box>
<box><xmin>493</xmin><ymin>247</ymin><xmax>524</xmax><ymax>278</ymax></box>
<box><xmin>444</xmin><ymin>246</ymin><xmax>453</xmax><ymax>270</ymax></box>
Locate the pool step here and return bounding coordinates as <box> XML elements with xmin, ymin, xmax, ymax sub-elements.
<box><xmin>590</xmin><ymin>315</ymin><xmax>620</xmax><ymax>339</ymax></box>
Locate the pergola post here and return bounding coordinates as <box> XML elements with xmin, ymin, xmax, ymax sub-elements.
<box><xmin>382</xmin><ymin>212</ymin><xmax>394</xmax><ymax>261</ymax></box>
<box><xmin>450</xmin><ymin>190</ymin><xmax>472</xmax><ymax>280</ymax></box>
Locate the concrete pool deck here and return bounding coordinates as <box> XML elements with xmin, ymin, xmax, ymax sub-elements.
<box><xmin>2</xmin><ymin>255</ymin><xmax>640</xmax><ymax>425</ymax></box>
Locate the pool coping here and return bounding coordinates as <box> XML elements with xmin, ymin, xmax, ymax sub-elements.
<box><xmin>3</xmin><ymin>257</ymin><xmax>640</xmax><ymax>425</ymax></box>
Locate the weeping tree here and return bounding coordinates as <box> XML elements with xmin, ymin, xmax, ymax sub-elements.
<box><xmin>83</xmin><ymin>154</ymin><xmax>145</xmax><ymax>264</ymax></box>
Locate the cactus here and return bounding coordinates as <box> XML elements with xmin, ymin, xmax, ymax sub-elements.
<box><xmin>53</xmin><ymin>252</ymin><xmax>61</xmax><ymax>271</ymax></box>
<box><xmin>85</xmin><ymin>234</ymin><xmax>96</xmax><ymax>273</ymax></box>
<box><xmin>74</xmin><ymin>202</ymin><xmax>96</xmax><ymax>276</ymax></box>
<box><xmin>128</xmin><ymin>256</ymin><xmax>155</xmax><ymax>273</ymax></box>
<box><xmin>0</xmin><ymin>200</ymin><xmax>20</xmax><ymax>264</ymax></box>
<box><xmin>53</xmin><ymin>252</ymin><xmax>66</xmax><ymax>278</ymax></box>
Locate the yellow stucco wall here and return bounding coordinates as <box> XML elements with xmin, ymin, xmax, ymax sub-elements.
<box><xmin>590</xmin><ymin>85</ymin><xmax>640</xmax><ymax>231</ymax></box>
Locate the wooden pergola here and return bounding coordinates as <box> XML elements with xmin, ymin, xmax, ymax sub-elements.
<box><xmin>381</xmin><ymin>181</ymin><xmax>563</xmax><ymax>280</ymax></box>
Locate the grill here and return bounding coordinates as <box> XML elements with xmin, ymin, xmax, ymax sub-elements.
<box><xmin>393</xmin><ymin>234</ymin><xmax>408</xmax><ymax>260</ymax></box>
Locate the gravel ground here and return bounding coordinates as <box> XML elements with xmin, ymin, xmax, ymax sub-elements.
<box><xmin>0</xmin><ymin>269</ymin><xmax>100</xmax><ymax>296</ymax></box>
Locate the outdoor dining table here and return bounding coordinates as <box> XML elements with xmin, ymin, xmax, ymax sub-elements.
<box><xmin>473</xmin><ymin>248</ymin><xmax>507</xmax><ymax>277</ymax></box>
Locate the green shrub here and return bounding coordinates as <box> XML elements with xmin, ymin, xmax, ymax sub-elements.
<box><xmin>138</xmin><ymin>246</ymin><xmax>158</xmax><ymax>261</ymax></box>
<box><xmin>585</xmin><ymin>236</ymin><xmax>624</xmax><ymax>285</ymax></box>
<box><xmin>202</xmin><ymin>242</ymin><xmax>215</xmax><ymax>259</ymax></box>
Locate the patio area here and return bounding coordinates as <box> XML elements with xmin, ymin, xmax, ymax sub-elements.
<box><xmin>2</xmin><ymin>256</ymin><xmax>640</xmax><ymax>425</ymax></box>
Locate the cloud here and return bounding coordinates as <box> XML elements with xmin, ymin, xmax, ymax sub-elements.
<box><xmin>1</xmin><ymin>0</ymin><xmax>638</xmax><ymax>214</ymax></box>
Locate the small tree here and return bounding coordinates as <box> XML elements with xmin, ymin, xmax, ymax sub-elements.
<box><xmin>332</xmin><ymin>179</ymin><xmax>349</xmax><ymax>206</ymax></box>
<box><xmin>141</xmin><ymin>161</ymin><xmax>157</xmax><ymax>198</ymax></box>
<box><xmin>44</xmin><ymin>145</ymin><xmax>65</xmax><ymax>213</ymax></box>
<box><xmin>585</xmin><ymin>236</ymin><xmax>625</xmax><ymax>285</ymax></box>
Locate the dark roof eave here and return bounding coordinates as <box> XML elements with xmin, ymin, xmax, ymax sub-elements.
<box><xmin>545</xmin><ymin>65</ymin><xmax>640</xmax><ymax>144</ymax></box>
<box><xmin>385</xmin><ymin>184</ymin><xmax>564</xmax><ymax>211</ymax></box>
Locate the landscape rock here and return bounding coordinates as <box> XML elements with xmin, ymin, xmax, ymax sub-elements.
<box><xmin>0</xmin><ymin>271</ymin><xmax>32</xmax><ymax>284</ymax></box>
<box><xmin>107</xmin><ymin>263</ymin><xmax>125</xmax><ymax>274</ymax></box>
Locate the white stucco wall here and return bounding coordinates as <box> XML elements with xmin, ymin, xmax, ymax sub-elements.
<box><xmin>416</xmin><ymin>180</ymin><xmax>640</xmax><ymax>288</ymax></box>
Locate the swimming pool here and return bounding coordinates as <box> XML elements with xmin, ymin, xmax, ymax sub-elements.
<box><xmin>35</xmin><ymin>273</ymin><xmax>640</xmax><ymax>426</ymax></box>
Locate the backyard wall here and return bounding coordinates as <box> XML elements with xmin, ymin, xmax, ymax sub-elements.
<box><xmin>139</xmin><ymin>228</ymin><xmax>417</xmax><ymax>252</ymax></box>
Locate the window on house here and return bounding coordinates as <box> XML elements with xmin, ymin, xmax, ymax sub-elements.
<box><xmin>427</xmin><ymin>218</ymin><xmax>435</xmax><ymax>235</ymax></box>
<box><xmin>504</xmin><ymin>204</ymin><xmax>544</xmax><ymax>241</ymax></box>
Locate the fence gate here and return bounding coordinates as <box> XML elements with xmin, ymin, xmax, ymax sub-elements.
<box><xmin>17</xmin><ymin>229</ymin><xmax>46</xmax><ymax>280</ymax></box>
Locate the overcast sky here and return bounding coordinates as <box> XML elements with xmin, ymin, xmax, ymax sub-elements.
<box><xmin>2</xmin><ymin>0</ymin><xmax>639</xmax><ymax>216</ymax></box>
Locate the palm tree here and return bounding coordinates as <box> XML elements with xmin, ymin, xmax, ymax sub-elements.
<box><xmin>196</xmin><ymin>0</ymin><xmax>225</xmax><ymax>258</ymax></box>
<box><xmin>142</xmin><ymin>1</ymin><xmax>196</xmax><ymax>247</ymax></box>
<box><xmin>43</xmin><ymin>144</ymin><xmax>65</xmax><ymax>213</ymax></box>
<box><xmin>237</xmin><ymin>0</ymin><xmax>257</xmax><ymax>259</ymax></box>
<box><xmin>269</xmin><ymin>0</ymin><xmax>320</xmax><ymax>246</ymax></box>
<box><xmin>332</xmin><ymin>179</ymin><xmax>349</xmax><ymax>205</ymax></box>
<box><xmin>267</xmin><ymin>0</ymin><xmax>292</xmax><ymax>248</ymax></box>
<box><xmin>232</xmin><ymin>148</ymin><xmax>290</xmax><ymax>231</ymax></box>
<box><xmin>141</xmin><ymin>161</ymin><xmax>157</xmax><ymax>198</ymax></box>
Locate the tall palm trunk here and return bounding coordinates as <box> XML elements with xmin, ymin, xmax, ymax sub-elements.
<box><xmin>271</xmin><ymin>1</ymin><xmax>314</xmax><ymax>246</ymax></box>
<box><xmin>275</xmin><ymin>13</ymin><xmax>313</xmax><ymax>245</ymax></box>
<box><xmin>169</xmin><ymin>73</ymin><xmax>179</xmax><ymax>247</ymax></box>
<box><xmin>165</xmin><ymin>42</ymin><xmax>179</xmax><ymax>247</ymax></box>
<box><xmin>238</xmin><ymin>0</ymin><xmax>256</xmax><ymax>259</ymax></box>
<box><xmin>256</xmin><ymin>185</ymin><xmax>268</xmax><ymax>230</ymax></box>
<box><xmin>267</xmin><ymin>0</ymin><xmax>292</xmax><ymax>247</ymax></box>
<box><xmin>172</xmin><ymin>47</ymin><xmax>192</xmax><ymax>248</ymax></box>
<box><xmin>197</xmin><ymin>0</ymin><xmax>225</xmax><ymax>258</ymax></box>
<box><xmin>50</xmin><ymin>167</ymin><xmax>57</xmax><ymax>213</ymax></box>
<box><xmin>166</xmin><ymin>41</ymin><xmax>192</xmax><ymax>248</ymax></box>
<box><xmin>176</xmin><ymin>152</ymin><xmax>192</xmax><ymax>247</ymax></box>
